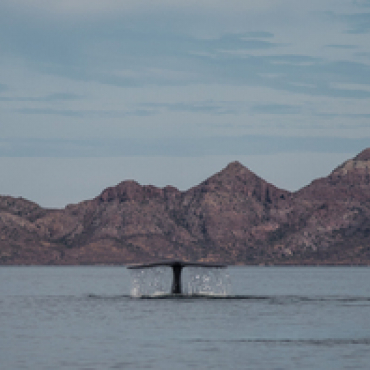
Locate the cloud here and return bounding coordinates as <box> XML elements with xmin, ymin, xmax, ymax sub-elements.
<box><xmin>141</xmin><ymin>100</ymin><xmax>307</xmax><ymax>116</ymax></box>
<box><xmin>1</xmin><ymin>136</ymin><xmax>368</xmax><ymax>158</ymax></box>
<box><xmin>0</xmin><ymin>0</ymin><xmax>295</xmax><ymax>18</ymax></box>
<box><xmin>15</xmin><ymin>107</ymin><xmax>156</xmax><ymax>118</ymax></box>
<box><xmin>44</xmin><ymin>93</ymin><xmax>82</xmax><ymax>101</ymax></box>
<box><xmin>1</xmin><ymin>0</ymin><xmax>370</xmax><ymax>206</ymax></box>
<box><xmin>143</xmin><ymin>101</ymin><xmax>242</xmax><ymax>115</ymax></box>
<box><xmin>243</xmin><ymin>32</ymin><xmax>274</xmax><ymax>38</ymax></box>
<box><xmin>265</xmin><ymin>58</ymin><xmax>370</xmax><ymax>98</ymax></box>
<box><xmin>207</xmin><ymin>33</ymin><xmax>278</xmax><ymax>51</ymax></box>
<box><xmin>325</xmin><ymin>44</ymin><xmax>358</xmax><ymax>49</ymax></box>
<box><xmin>327</xmin><ymin>8</ymin><xmax>370</xmax><ymax>34</ymax></box>
<box><xmin>1</xmin><ymin>1</ymin><xmax>369</xmax><ymax>100</ymax></box>
<box><xmin>353</xmin><ymin>0</ymin><xmax>370</xmax><ymax>8</ymax></box>
<box><xmin>0</xmin><ymin>92</ymin><xmax>81</xmax><ymax>102</ymax></box>
<box><xmin>251</xmin><ymin>104</ymin><xmax>301</xmax><ymax>115</ymax></box>
<box><xmin>16</xmin><ymin>108</ymin><xmax>84</xmax><ymax>117</ymax></box>
<box><xmin>344</xmin><ymin>12</ymin><xmax>370</xmax><ymax>33</ymax></box>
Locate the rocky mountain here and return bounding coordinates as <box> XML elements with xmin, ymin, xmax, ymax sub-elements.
<box><xmin>285</xmin><ymin>148</ymin><xmax>370</xmax><ymax>264</ymax></box>
<box><xmin>1</xmin><ymin>148</ymin><xmax>370</xmax><ymax>265</ymax></box>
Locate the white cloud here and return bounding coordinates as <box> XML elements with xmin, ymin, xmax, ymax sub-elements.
<box><xmin>2</xmin><ymin>0</ymin><xmax>297</xmax><ymax>16</ymax></box>
<box><xmin>0</xmin><ymin>0</ymin><xmax>369</xmax><ymax>206</ymax></box>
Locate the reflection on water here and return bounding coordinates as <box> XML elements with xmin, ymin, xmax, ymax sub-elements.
<box><xmin>129</xmin><ymin>266</ymin><xmax>231</xmax><ymax>297</ymax></box>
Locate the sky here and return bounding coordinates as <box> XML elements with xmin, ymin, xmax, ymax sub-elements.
<box><xmin>0</xmin><ymin>0</ymin><xmax>369</xmax><ymax>208</ymax></box>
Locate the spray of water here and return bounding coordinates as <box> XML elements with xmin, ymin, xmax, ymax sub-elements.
<box><xmin>130</xmin><ymin>266</ymin><xmax>171</xmax><ymax>297</ymax></box>
<box><xmin>183</xmin><ymin>267</ymin><xmax>231</xmax><ymax>296</ymax></box>
<box><xmin>129</xmin><ymin>266</ymin><xmax>231</xmax><ymax>297</ymax></box>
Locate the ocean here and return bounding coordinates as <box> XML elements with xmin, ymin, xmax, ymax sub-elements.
<box><xmin>1</xmin><ymin>266</ymin><xmax>370</xmax><ymax>369</ymax></box>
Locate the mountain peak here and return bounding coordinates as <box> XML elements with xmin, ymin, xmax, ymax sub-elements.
<box><xmin>2</xmin><ymin>149</ymin><xmax>370</xmax><ymax>265</ymax></box>
<box><xmin>218</xmin><ymin>161</ymin><xmax>253</xmax><ymax>178</ymax></box>
<box><xmin>224</xmin><ymin>160</ymin><xmax>246</xmax><ymax>171</ymax></box>
<box><xmin>97</xmin><ymin>180</ymin><xmax>180</xmax><ymax>203</ymax></box>
<box><xmin>354</xmin><ymin>148</ymin><xmax>370</xmax><ymax>161</ymax></box>
<box><xmin>333</xmin><ymin>147</ymin><xmax>370</xmax><ymax>175</ymax></box>
<box><xmin>208</xmin><ymin>161</ymin><xmax>255</xmax><ymax>183</ymax></box>
<box><xmin>198</xmin><ymin>160</ymin><xmax>290</xmax><ymax>204</ymax></box>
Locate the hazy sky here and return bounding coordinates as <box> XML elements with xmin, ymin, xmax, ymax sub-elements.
<box><xmin>1</xmin><ymin>0</ymin><xmax>369</xmax><ymax>207</ymax></box>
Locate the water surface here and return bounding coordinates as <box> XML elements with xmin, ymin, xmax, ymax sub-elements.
<box><xmin>1</xmin><ymin>266</ymin><xmax>370</xmax><ymax>369</ymax></box>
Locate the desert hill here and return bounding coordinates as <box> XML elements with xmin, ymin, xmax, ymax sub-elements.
<box><xmin>1</xmin><ymin>149</ymin><xmax>370</xmax><ymax>265</ymax></box>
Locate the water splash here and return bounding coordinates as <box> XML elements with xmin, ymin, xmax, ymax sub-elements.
<box><xmin>130</xmin><ymin>267</ymin><xmax>172</xmax><ymax>297</ymax></box>
<box><xmin>183</xmin><ymin>267</ymin><xmax>231</xmax><ymax>296</ymax></box>
<box><xmin>129</xmin><ymin>266</ymin><xmax>231</xmax><ymax>297</ymax></box>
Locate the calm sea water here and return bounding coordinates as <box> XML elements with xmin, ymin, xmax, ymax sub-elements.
<box><xmin>1</xmin><ymin>266</ymin><xmax>370</xmax><ymax>370</ymax></box>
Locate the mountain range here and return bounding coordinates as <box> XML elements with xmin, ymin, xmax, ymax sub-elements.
<box><xmin>1</xmin><ymin>148</ymin><xmax>370</xmax><ymax>265</ymax></box>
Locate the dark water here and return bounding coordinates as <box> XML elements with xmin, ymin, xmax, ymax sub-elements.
<box><xmin>1</xmin><ymin>266</ymin><xmax>370</xmax><ymax>370</ymax></box>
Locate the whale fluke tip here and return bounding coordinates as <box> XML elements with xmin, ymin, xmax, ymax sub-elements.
<box><xmin>127</xmin><ymin>260</ymin><xmax>227</xmax><ymax>269</ymax></box>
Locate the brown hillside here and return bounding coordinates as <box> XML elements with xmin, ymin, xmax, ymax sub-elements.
<box><xmin>1</xmin><ymin>149</ymin><xmax>370</xmax><ymax>265</ymax></box>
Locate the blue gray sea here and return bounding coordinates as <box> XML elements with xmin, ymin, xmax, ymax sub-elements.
<box><xmin>1</xmin><ymin>266</ymin><xmax>370</xmax><ymax>369</ymax></box>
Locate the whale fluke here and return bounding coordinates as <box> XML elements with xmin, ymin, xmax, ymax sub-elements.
<box><xmin>127</xmin><ymin>260</ymin><xmax>227</xmax><ymax>294</ymax></box>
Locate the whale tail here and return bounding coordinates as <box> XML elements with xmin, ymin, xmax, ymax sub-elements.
<box><xmin>127</xmin><ymin>260</ymin><xmax>227</xmax><ymax>294</ymax></box>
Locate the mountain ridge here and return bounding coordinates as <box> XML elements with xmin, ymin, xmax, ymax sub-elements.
<box><xmin>1</xmin><ymin>148</ymin><xmax>370</xmax><ymax>265</ymax></box>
